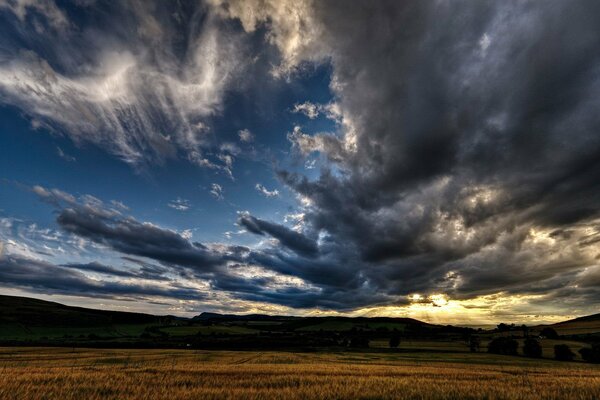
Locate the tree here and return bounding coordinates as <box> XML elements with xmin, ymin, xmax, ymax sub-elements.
<box><xmin>523</xmin><ymin>338</ymin><xmax>542</xmax><ymax>358</ymax></box>
<box><xmin>554</xmin><ymin>344</ymin><xmax>575</xmax><ymax>361</ymax></box>
<box><xmin>468</xmin><ymin>336</ymin><xmax>481</xmax><ymax>353</ymax></box>
<box><xmin>540</xmin><ymin>327</ymin><xmax>559</xmax><ymax>339</ymax></box>
<box><xmin>389</xmin><ymin>332</ymin><xmax>401</xmax><ymax>349</ymax></box>
<box><xmin>521</xmin><ymin>324</ymin><xmax>529</xmax><ymax>338</ymax></box>
<box><xmin>579</xmin><ymin>344</ymin><xmax>600</xmax><ymax>363</ymax></box>
<box><xmin>488</xmin><ymin>337</ymin><xmax>518</xmax><ymax>355</ymax></box>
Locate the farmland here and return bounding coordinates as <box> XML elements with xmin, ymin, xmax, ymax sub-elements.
<box><xmin>1</xmin><ymin>296</ymin><xmax>600</xmax><ymax>399</ymax></box>
<box><xmin>0</xmin><ymin>347</ymin><xmax>599</xmax><ymax>400</ymax></box>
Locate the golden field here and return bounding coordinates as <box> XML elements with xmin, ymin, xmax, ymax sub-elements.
<box><xmin>0</xmin><ymin>347</ymin><xmax>599</xmax><ymax>400</ymax></box>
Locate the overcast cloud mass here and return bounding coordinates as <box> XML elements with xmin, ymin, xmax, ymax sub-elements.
<box><xmin>1</xmin><ymin>0</ymin><xmax>599</xmax><ymax>324</ymax></box>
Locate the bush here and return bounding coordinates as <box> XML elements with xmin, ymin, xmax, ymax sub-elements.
<box><xmin>540</xmin><ymin>327</ymin><xmax>559</xmax><ymax>339</ymax></box>
<box><xmin>579</xmin><ymin>344</ymin><xmax>600</xmax><ymax>363</ymax></box>
<box><xmin>488</xmin><ymin>337</ymin><xmax>518</xmax><ymax>355</ymax></box>
<box><xmin>523</xmin><ymin>338</ymin><xmax>542</xmax><ymax>358</ymax></box>
<box><xmin>554</xmin><ymin>344</ymin><xmax>575</xmax><ymax>361</ymax></box>
<box><xmin>468</xmin><ymin>336</ymin><xmax>480</xmax><ymax>353</ymax></box>
<box><xmin>389</xmin><ymin>333</ymin><xmax>401</xmax><ymax>348</ymax></box>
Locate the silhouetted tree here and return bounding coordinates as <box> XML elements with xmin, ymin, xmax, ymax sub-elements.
<box><xmin>521</xmin><ymin>324</ymin><xmax>529</xmax><ymax>338</ymax></box>
<box><xmin>389</xmin><ymin>332</ymin><xmax>401</xmax><ymax>348</ymax></box>
<box><xmin>554</xmin><ymin>344</ymin><xmax>575</xmax><ymax>361</ymax></box>
<box><xmin>488</xmin><ymin>337</ymin><xmax>518</xmax><ymax>355</ymax></box>
<box><xmin>469</xmin><ymin>336</ymin><xmax>481</xmax><ymax>353</ymax></box>
<box><xmin>540</xmin><ymin>327</ymin><xmax>559</xmax><ymax>339</ymax></box>
<box><xmin>523</xmin><ymin>338</ymin><xmax>542</xmax><ymax>358</ymax></box>
<box><xmin>579</xmin><ymin>344</ymin><xmax>600</xmax><ymax>363</ymax></box>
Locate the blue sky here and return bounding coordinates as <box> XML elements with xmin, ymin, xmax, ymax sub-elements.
<box><xmin>1</xmin><ymin>0</ymin><xmax>600</xmax><ymax>324</ymax></box>
<box><xmin>0</xmin><ymin>64</ymin><xmax>333</xmax><ymax>243</ymax></box>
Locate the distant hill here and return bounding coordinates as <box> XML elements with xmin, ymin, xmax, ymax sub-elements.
<box><xmin>192</xmin><ymin>312</ymin><xmax>439</xmax><ymax>334</ymax></box>
<box><xmin>1</xmin><ymin>295</ymin><xmax>598</xmax><ymax>346</ymax></box>
<box><xmin>194</xmin><ymin>311</ymin><xmax>427</xmax><ymax>323</ymax></box>
<box><xmin>193</xmin><ymin>312</ymin><xmax>301</xmax><ymax>321</ymax></box>
<box><xmin>0</xmin><ymin>295</ymin><xmax>171</xmax><ymax>328</ymax></box>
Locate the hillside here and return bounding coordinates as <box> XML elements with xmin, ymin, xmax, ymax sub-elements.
<box><xmin>0</xmin><ymin>295</ymin><xmax>167</xmax><ymax>326</ymax></box>
<box><xmin>548</xmin><ymin>313</ymin><xmax>600</xmax><ymax>336</ymax></box>
<box><xmin>0</xmin><ymin>295</ymin><xmax>178</xmax><ymax>341</ymax></box>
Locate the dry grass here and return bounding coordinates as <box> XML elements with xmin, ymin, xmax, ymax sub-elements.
<box><xmin>0</xmin><ymin>347</ymin><xmax>599</xmax><ymax>399</ymax></box>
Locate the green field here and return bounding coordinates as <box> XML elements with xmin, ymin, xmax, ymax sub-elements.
<box><xmin>159</xmin><ymin>324</ymin><xmax>259</xmax><ymax>336</ymax></box>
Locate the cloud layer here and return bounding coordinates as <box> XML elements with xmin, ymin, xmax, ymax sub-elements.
<box><xmin>213</xmin><ymin>0</ymin><xmax>600</xmax><ymax>315</ymax></box>
<box><xmin>2</xmin><ymin>1</ymin><xmax>600</xmax><ymax>321</ymax></box>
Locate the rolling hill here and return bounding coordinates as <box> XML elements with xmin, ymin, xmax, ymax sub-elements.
<box><xmin>547</xmin><ymin>313</ymin><xmax>600</xmax><ymax>336</ymax></box>
<box><xmin>0</xmin><ymin>295</ymin><xmax>169</xmax><ymax>326</ymax></box>
<box><xmin>0</xmin><ymin>295</ymin><xmax>598</xmax><ymax>347</ymax></box>
<box><xmin>0</xmin><ymin>295</ymin><xmax>178</xmax><ymax>340</ymax></box>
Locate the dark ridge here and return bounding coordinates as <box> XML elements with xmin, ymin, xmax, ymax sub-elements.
<box><xmin>0</xmin><ymin>295</ymin><xmax>179</xmax><ymax>326</ymax></box>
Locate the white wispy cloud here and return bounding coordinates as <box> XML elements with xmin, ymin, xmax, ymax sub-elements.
<box><xmin>210</xmin><ymin>183</ymin><xmax>224</xmax><ymax>200</ymax></box>
<box><xmin>238</xmin><ymin>128</ymin><xmax>254</xmax><ymax>142</ymax></box>
<box><xmin>168</xmin><ymin>198</ymin><xmax>191</xmax><ymax>211</ymax></box>
<box><xmin>255</xmin><ymin>183</ymin><xmax>279</xmax><ymax>198</ymax></box>
<box><xmin>56</xmin><ymin>146</ymin><xmax>76</xmax><ymax>162</ymax></box>
<box><xmin>0</xmin><ymin>0</ymin><xmax>69</xmax><ymax>30</ymax></box>
<box><xmin>0</xmin><ymin>2</ymin><xmax>249</xmax><ymax>170</ymax></box>
<box><xmin>292</xmin><ymin>101</ymin><xmax>319</xmax><ymax>119</ymax></box>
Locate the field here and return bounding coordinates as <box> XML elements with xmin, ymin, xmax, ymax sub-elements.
<box><xmin>1</xmin><ymin>347</ymin><xmax>599</xmax><ymax>400</ymax></box>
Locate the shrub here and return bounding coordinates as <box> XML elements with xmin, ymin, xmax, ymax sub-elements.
<box><xmin>389</xmin><ymin>333</ymin><xmax>401</xmax><ymax>348</ymax></box>
<box><xmin>488</xmin><ymin>337</ymin><xmax>518</xmax><ymax>355</ymax></box>
<box><xmin>468</xmin><ymin>336</ymin><xmax>480</xmax><ymax>353</ymax></box>
<box><xmin>579</xmin><ymin>344</ymin><xmax>600</xmax><ymax>363</ymax></box>
<box><xmin>523</xmin><ymin>338</ymin><xmax>542</xmax><ymax>358</ymax></box>
<box><xmin>554</xmin><ymin>344</ymin><xmax>575</xmax><ymax>361</ymax></box>
<box><xmin>540</xmin><ymin>327</ymin><xmax>559</xmax><ymax>339</ymax></box>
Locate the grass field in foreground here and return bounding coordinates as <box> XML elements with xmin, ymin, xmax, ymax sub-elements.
<box><xmin>0</xmin><ymin>347</ymin><xmax>599</xmax><ymax>400</ymax></box>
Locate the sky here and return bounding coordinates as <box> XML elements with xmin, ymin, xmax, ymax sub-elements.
<box><xmin>1</xmin><ymin>0</ymin><xmax>599</xmax><ymax>325</ymax></box>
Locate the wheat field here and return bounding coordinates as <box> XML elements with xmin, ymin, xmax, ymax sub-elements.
<box><xmin>0</xmin><ymin>347</ymin><xmax>599</xmax><ymax>399</ymax></box>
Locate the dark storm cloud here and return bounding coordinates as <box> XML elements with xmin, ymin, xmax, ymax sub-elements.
<box><xmin>8</xmin><ymin>0</ymin><xmax>600</xmax><ymax>316</ymax></box>
<box><xmin>215</xmin><ymin>0</ymin><xmax>600</xmax><ymax>311</ymax></box>
<box><xmin>62</xmin><ymin>261</ymin><xmax>141</xmax><ymax>278</ymax></box>
<box><xmin>238</xmin><ymin>214</ymin><xmax>319</xmax><ymax>257</ymax></box>
<box><xmin>29</xmin><ymin>185</ymin><xmax>385</xmax><ymax>309</ymax></box>
<box><xmin>31</xmin><ymin>184</ymin><xmax>243</xmax><ymax>273</ymax></box>
<box><xmin>62</xmin><ymin>261</ymin><xmax>170</xmax><ymax>281</ymax></box>
<box><xmin>56</xmin><ymin>207</ymin><xmax>228</xmax><ymax>271</ymax></box>
<box><xmin>0</xmin><ymin>255</ymin><xmax>203</xmax><ymax>300</ymax></box>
